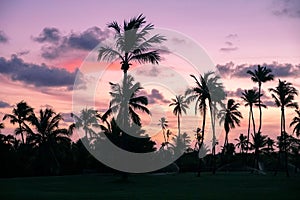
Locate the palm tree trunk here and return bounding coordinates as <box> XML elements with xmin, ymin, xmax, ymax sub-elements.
<box><xmin>210</xmin><ymin>103</ymin><xmax>216</xmax><ymax>175</ymax></box>
<box><xmin>258</xmin><ymin>82</ymin><xmax>262</xmax><ymax>133</ymax></box>
<box><xmin>282</xmin><ymin>108</ymin><xmax>289</xmax><ymax>177</ymax></box>
<box><xmin>246</xmin><ymin>110</ymin><xmax>251</xmax><ymax>154</ymax></box>
<box><xmin>251</xmin><ymin>106</ymin><xmax>256</xmax><ymax>134</ymax></box>
<box><xmin>177</xmin><ymin>114</ymin><xmax>180</xmax><ymax>137</ymax></box>
<box><xmin>19</xmin><ymin>122</ymin><xmax>25</xmax><ymax>144</ymax></box>
<box><xmin>197</xmin><ymin>107</ymin><xmax>206</xmax><ymax>177</ymax></box>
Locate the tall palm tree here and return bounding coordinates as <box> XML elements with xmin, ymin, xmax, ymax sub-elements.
<box><xmin>269</xmin><ymin>79</ymin><xmax>298</xmax><ymax>176</ymax></box>
<box><xmin>241</xmin><ymin>89</ymin><xmax>265</xmax><ymax>153</ymax></box>
<box><xmin>158</xmin><ymin>117</ymin><xmax>168</xmax><ymax>145</ymax></box>
<box><xmin>290</xmin><ymin>109</ymin><xmax>300</xmax><ymax>137</ymax></box>
<box><xmin>102</xmin><ymin>75</ymin><xmax>150</xmax><ymax>130</ymax></box>
<box><xmin>169</xmin><ymin>95</ymin><xmax>188</xmax><ymax>136</ymax></box>
<box><xmin>247</xmin><ymin>65</ymin><xmax>274</xmax><ymax>133</ymax></box>
<box><xmin>218</xmin><ymin>99</ymin><xmax>243</xmax><ymax>152</ymax></box>
<box><xmin>71</xmin><ymin>108</ymin><xmax>100</xmax><ymax>139</ymax></box>
<box><xmin>27</xmin><ymin>108</ymin><xmax>73</xmax><ymax>174</ymax></box>
<box><xmin>185</xmin><ymin>74</ymin><xmax>211</xmax><ymax>151</ymax></box>
<box><xmin>3</xmin><ymin>101</ymin><xmax>33</xmax><ymax>144</ymax></box>
<box><xmin>235</xmin><ymin>133</ymin><xmax>248</xmax><ymax>153</ymax></box>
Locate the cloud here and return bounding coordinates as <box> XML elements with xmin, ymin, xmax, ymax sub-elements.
<box><xmin>0</xmin><ymin>30</ymin><xmax>8</xmax><ymax>44</ymax></box>
<box><xmin>220</xmin><ymin>47</ymin><xmax>238</xmax><ymax>52</ymax></box>
<box><xmin>139</xmin><ymin>89</ymin><xmax>171</xmax><ymax>105</ymax></box>
<box><xmin>272</xmin><ymin>0</ymin><xmax>300</xmax><ymax>18</ymax></box>
<box><xmin>0</xmin><ymin>55</ymin><xmax>86</xmax><ymax>90</ymax></box>
<box><xmin>17</xmin><ymin>50</ymin><xmax>30</xmax><ymax>56</ymax></box>
<box><xmin>136</xmin><ymin>66</ymin><xmax>161</xmax><ymax>77</ymax></box>
<box><xmin>0</xmin><ymin>100</ymin><xmax>10</xmax><ymax>108</ymax></box>
<box><xmin>61</xmin><ymin>112</ymin><xmax>74</xmax><ymax>123</ymax></box>
<box><xmin>225</xmin><ymin>34</ymin><xmax>238</xmax><ymax>39</ymax></box>
<box><xmin>216</xmin><ymin>62</ymin><xmax>300</xmax><ymax>78</ymax></box>
<box><xmin>32</xmin><ymin>27</ymin><xmax>61</xmax><ymax>43</ymax></box>
<box><xmin>33</xmin><ymin>26</ymin><xmax>110</xmax><ymax>59</ymax></box>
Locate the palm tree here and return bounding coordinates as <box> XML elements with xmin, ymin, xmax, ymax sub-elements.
<box><xmin>235</xmin><ymin>133</ymin><xmax>248</xmax><ymax>153</ymax></box>
<box><xmin>169</xmin><ymin>95</ymin><xmax>188</xmax><ymax>136</ymax></box>
<box><xmin>218</xmin><ymin>99</ymin><xmax>243</xmax><ymax>152</ymax></box>
<box><xmin>71</xmin><ymin>108</ymin><xmax>100</xmax><ymax>139</ymax></box>
<box><xmin>0</xmin><ymin>123</ymin><xmax>4</xmax><ymax>132</ymax></box>
<box><xmin>266</xmin><ymin>137</ymin><xmax>275</xmax><ymax>153</ymax></box>
<box><xmin>185</xmin><ymin>74</ymin><xmax>211</xmax><ymax>151</ymax></box>
<box><xmin>241</xmin><ymin>89</ymin><xmax>265</xmax><ymax>153</ymax></box>
<box><xmin>249</xmin><ymin>132</ymin><xmax>268</xmax><ymax>171</ymax></box>
<box><xmin>269</xmin><ymin>79</ymin><xmax>298</xmax><ymax>176</ymax></box>
<box><xmin>247</xmin><ymin>65</ymin><xmax>274</xmax><ymax>133</ymax></box>
<box><xmin>3</xmin><ymin>101</ymin><xmax>33</xmax><ymax>144</ymax></box>
<box><xmin>102</xmin><ymin>75</ymin><xmax>150</xmax><ymax>130</ymax></box>
<box><xmin>27</xmin><ymin>108</ymin><xmax>73</xmax><ymax>174</ymax></box>
<box><xmin>158</xmin><ymin>117</ymin><xmax>168</xmax><ymax>145</ymax></box>
<box><xmin>290</xmin><ymin>109</ymin><xmax>300</xmax><ymax>137</ymax></box>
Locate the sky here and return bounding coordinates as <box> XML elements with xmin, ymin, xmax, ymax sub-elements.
<box><xmin>1</xmin><ymin>0</ymin><xmax>300</xmax><ymax>151</ymax></box>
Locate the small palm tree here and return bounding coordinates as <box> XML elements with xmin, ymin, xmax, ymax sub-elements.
<box><xmin>269</xmin><ymin>79</ymin><xmax>298</xmax><ymax>176</ymax></box>
<box><xmin>71</xmin><ymin>108</ymin><xmax>100</xmax><ymax>139</ymax></box>
<box><xmin>3</xmin><ymin>101</ymin><xmax>33</xmax><ymax>144</ymax></box>
<box><xmin>169</xmin><ymin>95</ymin><xmax>188</xmax><ymax>136</ymax></box>
<box><xmin>158</xmin><ymin>117</ymin><xmax>168</xmax><ymax>144</ymax></box>
<box><xmin>235</xmin><ymin>133</ymin><xmax>248</xmax><ymax>153</ymax></box>
<box><xmin>249</xmin><ymin>132</ymin><xmax>268</xmax><ymax>170</ymax></box>
<box><xmin>266</xmin><ymin>137</ymin><xmax>275</xmax><ymax>153</ymax></box>
<box><xmin>27</xmin><ymin>108</ymin><xmax>73</xmax><ymax>174</ymax></box>
<box><xmin>247</xmin><ymin>65</ymin><xmax>274</xmax><ymax>133</ymax></box>
<box><xmin>218</xmin><ymin>99</ymin><xmax>243</xmax><ymax>152</ymax></box>
<box><xmin>102</xmin><ymin>75</ymin><xmax>150</xmax><ymax>131</ymax></box>
<box><xmin>290</xmin><ymin>109</ymin><xmax>300</xmax><ymax>137</ymax></box>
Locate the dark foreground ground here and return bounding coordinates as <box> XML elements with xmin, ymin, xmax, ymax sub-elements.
<box><xmin>0</xmin><ymin>172</ymin><xmax>299</xmax><ymax>200</ymax></box>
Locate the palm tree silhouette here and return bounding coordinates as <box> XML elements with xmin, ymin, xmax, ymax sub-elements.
<box><xmin>0</xmin><ymin>123</ymin><xmax>4</xmax><ymax>132</ymax></box>
<box><xmin>71</xmin><ymin>108</ymin><xmax>100</xmax><ymax>139</ymax></box>
<box><xmin>290</xmin><ymin>109</ymin><xmax>300</xmax><ymax>137</ymax></box>
<box><xmin>218</xmin><ymin>99</ymin><xmax>243</xmax><ymax>153</ymax></box>
<box><xmin>3</xmin><ymin>101</ymin><xmax>33</xmax><ymax>144</ymax></box>
<box><xmin>249</xmin><ymin>132</ymin><xmax>268</xmax><ymax>171</ymax></box>
<box><xmin>27</xmin><ymin>108</ymin><xmax>73</xmax><ymax>175</ymax></box>
<box><xmin>266</xmin><ymin>137</ymin><xmax>275</xmax><ymax>153</ymax></box>
<box><xmin>247</xmin><ymin>65</ymin><xmax>274</xmax><ymax>133</ymax></box>
<box><xmin>102</xmin><ymin>75</ymin><xmax>150</xmax><ymax>131</ymax></box>
<box><xmin>98</xmin><ymin>14</ymin><xmax>165</xmax><ymax>127</ymax></box>
<box><xmin>269</xmin><ymin>79</ymin><xmax>298</xmax><ymax>176</ymax></box>
<box><xmin>241</xmin><ymin>89</ymin><xmax>265</xmax><ymax>153</ymax></box>
<box><xmin>158</xmin><ymin>117</ymin><xmax>168</xmax><ymax>144</ymax></box>
<box><xmin>186</xmin><ymin>74</ymin><xmax>211</xmax><ymax>152</ymax></box>
<box><xmin>169</xmin><ymin>95</ymin><xmax>188</xmax><ymax>137</ymax></box>
<box><xmin>235</xmin><ymin>133</ymin><xmax>248</xmax><ymax>153</ymax></box>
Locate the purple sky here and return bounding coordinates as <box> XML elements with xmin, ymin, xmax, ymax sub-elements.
<box><xmin>1</xmin><ymin>0</ymin><xmax>300</xmax><ymax>149</ymax></box>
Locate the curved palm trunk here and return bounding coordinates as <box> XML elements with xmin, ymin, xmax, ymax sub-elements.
<box><xmin>210</xmin><ymin>102</ymin><xmax>217</xmax><ymax>174</ymax></box>
<box><xmin>197</xmin><ymin>106</ymin><xmax>206</xmax><ymax>177</ymax></box>
<box><xmin>258</xmin><ymin>82</ymin><xmax>262</xmax><ymax>133</ymax></box>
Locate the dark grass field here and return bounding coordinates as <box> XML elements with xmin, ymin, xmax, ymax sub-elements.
<box><xmin>0</xmin><ymin>172</ymin><xmax>299</xmax><ymax>200</ymax></box>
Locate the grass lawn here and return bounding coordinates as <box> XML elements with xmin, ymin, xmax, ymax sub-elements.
<box><xmin>0</xmin><ymin>172</ymin><xmax>299</xmax><ymax>200</ymax></box>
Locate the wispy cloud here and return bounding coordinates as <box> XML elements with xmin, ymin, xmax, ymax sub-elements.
<box><xmin>272</xmin><ymin>0</ymin><xmax>300</xmax><ymax>18</ymax></box>
<box><xmin>220</xmin><ymin>34</ymin><xmax>239</xmax><ymax>52</ymax></box>
<box><xmin>139</xmin><ymin>89</ymin><xmax>171</xmax><ymax>104</ymax></box>
<box><xmin>0</xmin><ymin>100</ymin><xmax>11</xmax><ymax>108</ymax></box>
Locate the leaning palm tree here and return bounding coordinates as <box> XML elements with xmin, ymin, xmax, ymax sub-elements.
<box><xmin>71</xmin><ymin>108</ymin><xmax>100</xmax><ymax>139</ymax></box>
<box><xmin>218</xmin><ymin>99</ymin><xmax>243</xmax><ymax>152</ymax></box>
<box><xmin>27</xmin><ymin>108</ymin><xmax>73</xmax><ymax>174</ymax></box>
<box><xmin>3</xmin><ymin>101</ymin><xmax>33</xmax><ymax>144</ymax></box>
<box><xmin>269</xmin><ymin>79</ymin><xmax>298</xmax><ymax>176</ymax></box>
<box><xmin>235</xmin><ymin>133</ymin><xmax>248</xmax><ymax>153</ymax></box>
<box><xmin>290</xmin><ymin>109</ymin><xmax>300</xmax><ymax>137</ymax></box>
<box><xmin>169</xmin><ymin>95</ymin><xmax>188</xmax><ymax>136</ymax></box>
<box><xmin>241</xmin><ymin>89</ymin><xmax>264</xmax><ymax>153</ymax></box>
<box><xmin>247</xmin><ymin>65</ymin><xmax>274</xmax><ymax>133</ymax></box>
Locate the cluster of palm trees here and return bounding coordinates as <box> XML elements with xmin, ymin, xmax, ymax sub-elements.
<box><xmin>1</xmin><ymin>14</ymin><xmax>300</xmax><ymax>178</ymax></box>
